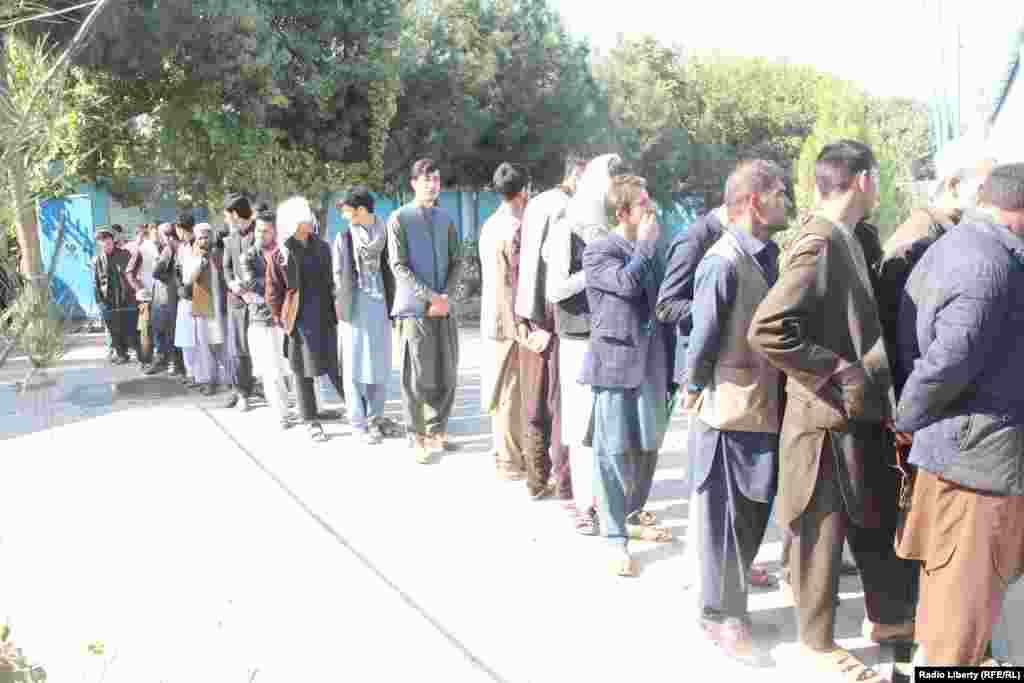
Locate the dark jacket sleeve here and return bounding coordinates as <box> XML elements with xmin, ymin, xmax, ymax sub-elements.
<box><xmin>238</xmin><ymin>248</ymin><xmax>262</xmax><ymax>293</ymax></box>
<box><xmin>895</xmin><ymin>266</ymin><xmax>1010</xmax><ymax>433</ymax></box>
<box><xmin>686</xmin><ymin>255</ymin><xmax>737</xmax><ymax>391</ymax></box>
<box><xmin>655</xmin><ymin>216</ymin><xmax>716</xmax><ymax>327</ymax></box>
<box><xmin>266</xmin><ymin>251</ymin><xmax>286</xmax><ymax>321</ymax></box>
<box><xmin>153</xmin><ymin>245</ymin><xmax>175</xmax><ymax>285</ymax></box>
<box><xmin>93</xmin><ymin>255</ymin><xmax>104</xmax><ymax>305</ymax></box>
<box><xmin>125</xmin><ymin>248</ymin><xmax>145</xmax><ymax>294</ymax></box>
<box><xmin>222</xmin><ymin>236</ymin><xmax>236</xmax><ymax>286</ymax></box>
<box><xmin>749</xmin><ymin>234</ymin><xmax>846</xmax><ymax>394</ymax></box>
<box><xmin>583</xmin><ymin>239</ymin><xmax>657</xmax><ymax>298</ymax></box>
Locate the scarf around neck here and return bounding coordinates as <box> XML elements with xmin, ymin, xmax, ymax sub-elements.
<box><xmin>350</xmin><ymin>216</ymin><xmax>387</xmax><ymax>291</ymax></box>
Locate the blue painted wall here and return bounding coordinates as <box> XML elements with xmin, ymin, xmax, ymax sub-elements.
<box><xmin>38</xmin><ymin>194</ymin><xmax>98</xmax><ymax>320</ymax></box>
<box><xmin>40</xmin><ymin>180</ymin><xmax>705</xmax><ymax>321</ymax></box>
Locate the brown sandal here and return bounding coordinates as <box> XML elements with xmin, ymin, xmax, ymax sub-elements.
<box><xmin>627</xmin><ymin>510</ymin><xmax>658</xmax><ymax>526</ymax></box>
<box><xmin>808</xmin><ymin>647</ymin><xmax>887</xmax><ymax>683</ymax></box>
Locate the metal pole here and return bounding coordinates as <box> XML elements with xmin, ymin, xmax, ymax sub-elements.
<box><xmin>956</xmin><ymin>20</ymin><xmax>962</xmax><ymax>135</ymax></box>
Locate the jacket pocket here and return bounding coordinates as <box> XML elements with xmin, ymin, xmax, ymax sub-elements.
<box><xmin>598</xmin><ymin>334</ymin><xmax>639</xmax><ymax>368</ymax></box>
<box><xmin>942</xmin><ymin>413</ymin><xmax>973</xmax><ymax>447</ymax></box>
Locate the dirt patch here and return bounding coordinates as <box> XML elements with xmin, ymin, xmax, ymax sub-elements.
<box><xmin>113</xmin><ymin>376</ymin><xmax>191</xmax><ymax>401</ymax></box>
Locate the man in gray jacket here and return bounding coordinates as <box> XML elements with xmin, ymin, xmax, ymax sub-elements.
<box><xmin>895</xmin><ymin>163</ymin><xmax>1024</xmax><ymax>666</ymax></box>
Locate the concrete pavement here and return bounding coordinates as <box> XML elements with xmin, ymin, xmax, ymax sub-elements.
<box><xmin>1</xmin><ymin>328</ymin><xmax>1018</xmax><ymax>681</ymax></box>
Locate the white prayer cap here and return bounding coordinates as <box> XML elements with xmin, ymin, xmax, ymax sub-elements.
<box><xmin>565</xmin><ymin>153</ymin><xmax>623</xmax><ymax>228</ymax></box>
<box><xmin>277</xmin><ymin>196</ymin><xmax>315</xmax><ymax>243</ymax></box>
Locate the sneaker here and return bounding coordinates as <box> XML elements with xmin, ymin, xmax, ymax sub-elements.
<box><xmin>368</xmin><ymin>422</ymin><xmax>385</xmax><ymax>442</ymax></box>
<box><xmin>144</xmin><ymin>359</ymin><xmax>168</xmax><ymax>376</ymax></box>
<box><xmin>235</xmin><ymin>393</ymin><xmax>250</xmax><ymax>412</ymax></box>
<box><xmin>362</xmin><ymin>429</ymin><xmax>381</xmax><ymax>445</ymax></box>
<box><xmin>223</xmin><ymin>392</ymin><xmax>239</xmax><ymax>409</ymax></box>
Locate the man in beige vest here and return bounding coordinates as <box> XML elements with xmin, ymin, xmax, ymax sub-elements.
<box><xmin>749</xmin><ymin>140</ymin><xmax>917</xmax><ymax>682</ymax></box>
<box><xmin>682</xmin><ymin>160</ymin><xmax>788</xmax><ymax>663</ymax></box>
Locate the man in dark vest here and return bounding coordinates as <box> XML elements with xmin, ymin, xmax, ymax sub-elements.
<box><xmin>684</xmin><ymin>160</ymin><xmax>788</xmax><ymax>663</ymax></box>
<box><xmin>387</xmin><ymin>158</ymin><xmax>462</xmax><ymax>464</ymax></box>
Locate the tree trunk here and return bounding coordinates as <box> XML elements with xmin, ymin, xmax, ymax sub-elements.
<box><xmin>0</xmin><ymin>32</ymin><xmax>7</xmax><ymax>266</ymax></box>
<box><xmin>9</xmin><ymin>161</ymin><xmax>45</xmax><ymax>292</ymax></box>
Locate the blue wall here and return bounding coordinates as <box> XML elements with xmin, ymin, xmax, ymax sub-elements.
<box><xmin>39</xmin><ymin>193</ymin><xmax>98</xmax><ymax>320</ymax></box>
<box><xmin>40</xmin><ymin>182</ymin><xmax>706</xmax><ymax>321</ymax></box>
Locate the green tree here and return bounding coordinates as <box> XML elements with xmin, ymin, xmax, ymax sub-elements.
<box><xmin>794</xmin><ymin>76</ymin><xmax>871</xmax><ymax>209</ymax></box>
<box><xmin>682</xmin><ymin>54</ymin><xmax>820</xmax><ymax>168</ymax></box>
<box><xmin>386</xmin><ymin>0</ymin><xmax>613</xmax><ymax>191</ymax></box>
<box><xmin>594</xmin><ymin>35</ymin><xmax>693</xmax><ymax>204</ymax></box>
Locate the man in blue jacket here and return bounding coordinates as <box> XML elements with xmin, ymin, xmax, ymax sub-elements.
<box><xmin>895</xmin><ymin>163</ymin><xmax>1024</xmax><ymax>666</ymax></box>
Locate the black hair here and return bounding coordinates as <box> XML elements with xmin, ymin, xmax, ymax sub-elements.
<box><xmin>224</xmin><ymin>193</ymin><xmax>253</xmax><ymax>220</ymax></box>
<box><xmin>815</xmin><ymin>140</ymin><xmax>876</xmax><ymax>199</ymax></box>
<box><xmin>176</xmin><ymin>213</ymin><xmax>195</xmax><ymax>230</ymax></box>
<box><xmin>339</xmin><ymin>186</ymin><xmax>375</xmax><ymax>213</ymax></box>
<box><xmin>411</xmin><ymin>158</ymin><xmax>439</xmax><ymax>180</ymax></box>
<box><xmin>492</xmin><ymin>162</ymin><xmax>529</xmax><ymax>200</ymax></box>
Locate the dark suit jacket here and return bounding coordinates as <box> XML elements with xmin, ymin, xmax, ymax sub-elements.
<box><xmin>222</xmin><ymin>226</ymin><xmax>256</xmax><ymax>310</ymax></box>
<box><xmin>268</xmin><ymin>235</ymin><xmax>337</xmax><ymax>336</ymax></box>
<box><xmin>749</xmin><ymin>216</ymin><xmax>896</xmax><ymax>528</ymax></box>
<box><xmin>655</xmin><ymin>209</ymin><xmax>726</xmax><ymax>385</ymax></box>
<box><xmin>579</xmin><ymin>232</ymin><xmax>661</xmax><ymax>389</ymax></box>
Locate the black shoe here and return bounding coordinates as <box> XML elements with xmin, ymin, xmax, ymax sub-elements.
<box><xmin>144</xmin><ymin>362</ymin><xmax>167</xmax><ymax>376</ymax></box>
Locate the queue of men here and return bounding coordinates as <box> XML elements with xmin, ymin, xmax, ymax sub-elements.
<box><xmin>91</xmin><ymin>145</ymin><xmax>1024</xmax><ymax>679</ymax></box>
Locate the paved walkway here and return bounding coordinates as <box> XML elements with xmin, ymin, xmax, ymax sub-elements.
<box><xmin>1</xmin><ymin>329</ymin><xmax>1019</xmax><ymax>681</ymax></box>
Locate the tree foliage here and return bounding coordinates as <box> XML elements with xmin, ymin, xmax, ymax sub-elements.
<box><xmin>682</xmin><ymin>54</ymin><xmax>820</xmax><ymax>167</ymax></box>
<box><xmin>386</xmin><ymin>0</ymin><xmax>613</xmax><ymax>191</ymax></box>
<box><xmin>29</xmin><ymin>0</ymin><xmax>402</xmax><ymax>165</ymax></box>
<box><xmin>594</xmin><ymin>36</ymin><xmax>693</xmax><ymax>204</ymax></box>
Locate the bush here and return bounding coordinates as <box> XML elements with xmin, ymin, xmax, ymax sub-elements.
<box><xmin>0</xmin><ymin>625</ymin><xmax>46</xmax><ymax>682</ymax></box>
<box><xmin>0</xmin><ymin>284</ymin><xmax>66</xmax><ymax>368</ymax></box>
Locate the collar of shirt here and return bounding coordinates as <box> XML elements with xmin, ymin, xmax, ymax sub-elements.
<box><xmin>726</xmin><ymin>224</ymin><xmax>779</xmax><ymax>271</ymax></box>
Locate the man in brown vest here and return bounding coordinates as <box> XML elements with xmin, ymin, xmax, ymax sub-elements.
<box><xmin>749</xmin><ymin>140</ymin><xmax>917</xmax><ymax>681</ymax></box>
<box><xmin>683</xmin><ymin>160</ymin><xmax>788</xmax><ymax>663</ymax></box>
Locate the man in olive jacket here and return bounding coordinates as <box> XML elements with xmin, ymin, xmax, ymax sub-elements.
<box><xmin>748</xmin><ymin>140</ymin><xmax>917</xmax><ymax>679</ymax></box>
